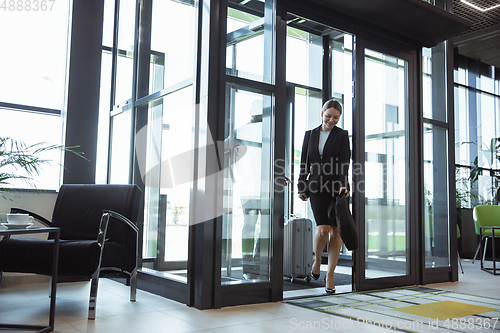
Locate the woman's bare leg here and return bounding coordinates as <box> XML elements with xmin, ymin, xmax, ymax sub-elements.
<box><xmin>326</xmin><ymin>226</ymin><xmax>342</xmax><ymax>289</ymax></box>
<box><xmin>312</xmin><ymin>225</ymin><xmax>330</xmax><ymax>276</ymax></box>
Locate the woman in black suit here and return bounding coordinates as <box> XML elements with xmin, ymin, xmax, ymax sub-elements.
<box><xmin>297</xmin><ymin>99</ymin><xmax>350</xmax><ymax>294</ymax></box>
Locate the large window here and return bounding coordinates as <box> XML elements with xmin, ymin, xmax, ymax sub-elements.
<box><xmin>102</xmin><ymin>0</ymin><xmax>198</xmax><ymax>281</ymax></box>
<box><xmin>454</xmin><ymin>55</ymin><xmax>500</xmax><ymax>206</ymax></box>
<box><xmin>0</xmin><ymin>2</ymin><xmax>71</xmax><ymax>190</ymax></box>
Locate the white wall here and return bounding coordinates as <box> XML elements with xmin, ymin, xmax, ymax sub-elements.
<box><xmin>0</xmin><ymin>191</ymin><xmax>58</xmax><ymax>225</ymax></box>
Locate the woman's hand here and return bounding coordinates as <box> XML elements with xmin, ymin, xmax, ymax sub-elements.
<box><xmin>340</xmin><ymin>187</ymin><xmax>349</xmax><ymax>197</ymax></box>
<box><xmin>298</xmin><ymin>192</ymin><xmax>309</xmax><ymax>201</ymax></box>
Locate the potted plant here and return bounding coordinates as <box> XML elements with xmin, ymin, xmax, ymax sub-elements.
<box><xmin>0</xmin><ymin>137</ymin><xmax>86</xmax><ymax>199</ymax></box>
<box><xmin>468</xmin><ymin>137</ymin><xmax>500</xmax><ymax>205</ymax></box>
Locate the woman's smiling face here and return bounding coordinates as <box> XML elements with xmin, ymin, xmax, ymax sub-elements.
<box><xmin>321</xmin><ymin>107</ymin><xmax>341</xmax><ymax>131</ymax></box>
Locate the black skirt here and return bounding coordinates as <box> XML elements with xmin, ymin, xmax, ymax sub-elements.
<box><xmin>309</xmin><ymin>192</ymin><xmax>338</xmax><ymax>227</ymax></box>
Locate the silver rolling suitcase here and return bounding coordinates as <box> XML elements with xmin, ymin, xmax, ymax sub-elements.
<box><xmin>283</xmin><ymin>183</ymin><xmax>314</xmax><ymax>283</ymax></box>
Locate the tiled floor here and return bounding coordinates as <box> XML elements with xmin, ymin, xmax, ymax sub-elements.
<box><xmin>1</xmin><ymin>259</ymin><xmax>499</xmax><ymax>332</ymax></box>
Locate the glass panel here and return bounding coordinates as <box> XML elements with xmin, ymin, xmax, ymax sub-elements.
<box><xmin>102</xmin><ymin>0</ymin><xmax>115</xmax><ymax>47</ymax></box>
<box><xmin>96</xmin><ymin>51</ymin><xmax>113</xmax><ymax>184</ymax></box>
<box><xmin>422</xmin><ymin>44</ymin><xmax>447</xmax><ymax>122</ymax></box>
<box><xmin>149</xmin><ymin>0</ymin><xmax>197</xmax><ymax>95</ymax></box>
<box><xmin>114</xmin><ymin>0</ymin><xmax>136</xmax><ymax>103</ymax></box>
<box><xmin>222</xmin><ymin>87</ymin><xmax>273</xmax><ymax>283</ymax></box>
<box><xmin>136</xmin><ymin>86</ymin><xmax>194</xmax><ymax>280</ymax></box>
<box><xmin>286</xmin><ymin>26</ymin><xmax>322</xmax><ymax>89</ymax></box>
<box><xmin>0</xmin><ymin>108</ymin><xmax>62</xmax><ymax>190</ymax></box>
<box><xmin>364</xmin><ymin>49</ymin><xmax>408</xmax><ymax>278</ymax></box>
<box><xmin>0</xmin><ymin>1</ymin><xmax>70</xmax><ymax>110</ymax></box>
<box><xmin>424</xmin><ymin>124</ymin><xmax>450</xmax><ymax>267</ymax></box>
<box><xmin>109</xmin><ymin>110</ymin><xmax>132</xmax><ymax>184</ymax></box>
<box><xmin>332</xmin><ymin>33</ymin><xmax>353</xmax><ymax>132</ymax></box>
<box><xmin>226</xmin><ymin>2</ymin><xmax>273</xmax><ymax>84</ymax></box>
<box><xmin>115</xmin><ymin>52</ymin><xmax>135</xmax><ymax>104</ymax></box>
<box><xmin>292</xmin><ymin>88</ymin><xmax>322</xmax><ymax>219</ymax></box>
<box><xmin>454</xmin><ymin>85</ymin><xmax>470</xmax><ymax>166</ymax></box>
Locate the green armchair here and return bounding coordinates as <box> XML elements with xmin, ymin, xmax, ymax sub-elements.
<box><xmin>473</xmin><ymin>205</ymin><xmax>500</xmax><ymax>275</ymax></box>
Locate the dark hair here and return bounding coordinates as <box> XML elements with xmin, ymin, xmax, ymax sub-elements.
<box><xmin>322</xmin><ymin>99</ymin><xmax>342</xmax><ymax>115</ymax></box>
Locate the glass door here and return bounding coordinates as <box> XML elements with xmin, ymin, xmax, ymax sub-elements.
<box><xmin>354</xmin><ymin>40</ymin><xmax>417</xmax><ymax>290</ymax></box>
<box><xmin>221</xmin><ymin>86</ymin><xmax>273</xmax><ymax>284</ymax></box>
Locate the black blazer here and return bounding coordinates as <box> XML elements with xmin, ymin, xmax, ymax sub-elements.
<box><xmin>298</xmin><ymin>125</ymin><xmax>350</xmax><ymax>196</ymax></box>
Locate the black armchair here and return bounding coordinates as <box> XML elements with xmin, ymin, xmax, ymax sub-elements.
<box><xmin>0</xmin><ymin>184</ymin><xmax>142</xmax><ymax>319</ymax></box>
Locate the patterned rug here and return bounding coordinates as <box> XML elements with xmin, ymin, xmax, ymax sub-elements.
<box><xmin>287</xmin><ymin>287</ymin><xmax>500</xmax><ymax>332</ymax></box>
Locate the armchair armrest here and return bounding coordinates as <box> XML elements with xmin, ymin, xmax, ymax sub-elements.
<box><xmin>95</xmin><ymin>210</ymin><xmax>139</xmax><ymax>275</ymax></box>
<box><xmin>97</xmin><ymin>210</ymin><xmax>138</xmax><ymax>251</ymax></box>
<box><xmin>10</xmin><ymin>207</ymin><xmax>52</xmax><ymax>227</ymax></box>
<box><xmin>105</xmin><ymin>210</ymin><xmax>139</xmax><ymax>233</ymax></box>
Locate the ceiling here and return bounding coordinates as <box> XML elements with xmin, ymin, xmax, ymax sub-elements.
<box><xmin>453</xmin><ymin>0</ymin><xmax>500</xmax><ymax>68</ymax></box>
<box><xmin>301</xmin><ymin>0</ymin><xmax>471</xmax><ymax>48</ymax></box>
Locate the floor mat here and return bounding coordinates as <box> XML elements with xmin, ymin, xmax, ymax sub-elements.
<box><xmin>283</xmin><ymin>272</ymin><xmax>351</xmax><ymax>291</ymax></box>
<box><xmin>287</xmin><ymin>287</ymin><xmax>500</xmax><ymax>332</ymax></box>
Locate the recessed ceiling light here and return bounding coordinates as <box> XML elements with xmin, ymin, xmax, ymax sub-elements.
<box><xmin>460</xmin><ymin>0</ymin><xmax>500</xmax><ymax>12</ymax></box>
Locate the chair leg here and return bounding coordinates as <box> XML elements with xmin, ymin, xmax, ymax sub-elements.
<box><xmin>457</xmin><ymin>251</ymin><xmax>464</xmax><ymax>274</ymax></box>
<box><xmin>88</xmin><ymin>271</ymin><xmax>100</xmax><ymax>320</ymax></box>
<box><xmin>472</xmin><ymin>236</ymin><xmax>485</xmax><ymax>264</ymax></box>
<box><xmin>130</xmin><ymin>268</ymin><xmax>137</xmax><ymax>302</ymax></box>
<box><xmin>481</xmin><ymin>237</ymin><xmax>489</xmax><ymax>270</ymax></box>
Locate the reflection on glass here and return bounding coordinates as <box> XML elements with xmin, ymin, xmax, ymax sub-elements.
<box><xmin>149</xmin><ymin>0</ymin><xmax>196</xmax><ymax>95</ymax></box>
<box><xmin>109</xmin><ymin>110</ymin><xmax>132</xmax><ymax>184</ymax></box>
<box><xmin>424</xmin><ymin>124</ymin><xmax>450</xmax><ymax>267</ymax></box>
<box><xmin>0</xmin><ymin>109</ymin><xmax>63</xmax><ymax>190</ymax></box>
<box><xmin>364</xmin><ymin>49</ymin><xmax>408</xmax><ymax>278</ymax></box>
<box><xmin>222</xmin><ymin>87</ymin><xmax>272</xmax><ymax>283</ymax></box>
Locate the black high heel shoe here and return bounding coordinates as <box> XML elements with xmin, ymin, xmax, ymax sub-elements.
<box><xmin>310</xmin><ymin>272</ymin><xmax>320</xmax><ymax>280</ymax></box>
<box><xmin>325</xmin><ymin>287</ymin><xmax>336</xmax><ymax>294</ymax></box>
<box><xmin>324</xmin><ymin>276</ymin><xmax>335</xmax><ymax>294</ymax></box>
